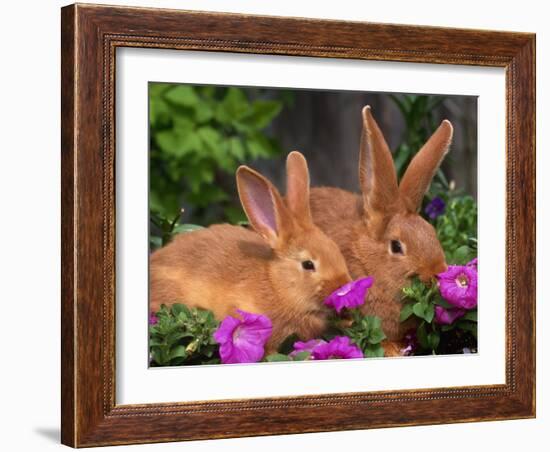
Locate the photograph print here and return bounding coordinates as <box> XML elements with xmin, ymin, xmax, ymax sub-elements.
<box><xmin>147</xmin><ymin>83</ymin><xmax>478</xmax><ymax>366</ymax></box>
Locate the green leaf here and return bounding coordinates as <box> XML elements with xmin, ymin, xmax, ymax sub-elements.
<box><xmin>412</xmin><ymin>302</ymin><xmax>424</xmax><ymax>319</ymax></box>
<box><xmin>364</xmin><ymin>344</ymin><xmax>385</xmax><ymax>358</ymax></box>
<box><xmin>149</xmin><ymin>236</ymin><xmax>163</xmax><ymax>249</ymax></box>
<box><xmin>277</xmin><ymin>333</ymin><xmax>300</xmax><ymax>355</ymax></box>
<box><xmin>244</xmin><ymin>131</ymin><xmax>277</xmax><ymax>158</ymax></box>
<box><xmin>228</xmin><ymin>137</ymin><xmax>246</xmax><ymax>160</ymax></box>
<box><xmin>394</xmin><ymin>143</ymin><xmax>412</xmax><ymax>177</ymax></box>
<box><xmin>172</xmin><ymin>224</ymin><xmax>204</xmax><ymax>234</ymax></box>
<box><xmin>193</xmin><ymin>102</ymin><xmax>214</xmax><ymax>123</ymax></box>
<box><xmin>463</xmin><ymin>310</ymin><xmax>478</xmax><ymax>322</ymax></box>
<box><xmin>164</xmin><ymin>85</ymin><xmax>200</xmax><ymax>107</ymax></box>
<box><xmin>171</xmin><ymin>303</ymin><xmax>191</xmax><ymax>318</ymax></box>
<box><xmin>434</xmin><ymin>296</ymin><xmax>454</xmax><ymax>309</ymax></box>
<box><xmin>151</xmin><ymin>347</ymin><xmax>168</xmax><ymax>366</ymax></box>
<box><xmin>155</xmin><ymin>129</ymin><xmax>201</xmax><ymax>157</ymax></box>
<box><xmin>216</xmin><ymin>87</ymin><xmax>250</xmax><ymax>124</ymax></box>
<box><xmin>239</xmin><ymin>100</ymin><xmax>283</xmax><ymax>129</ymax></box>
<box><xmin>196</xmin><ymin>126</ymin><xmax>221</xmax><ymax>153</ymax></box>
<box><xmin>169</xmin><ymin>345</ymin><xmax>187</xmax><ymax>360</ymax></box>
<box><xmin>400</xmin><ymin>303</ymin><xmax>414</xmax><ymax>322</ymax></box>
<box><xmin>451</xmin><ymin>245</ymin><xmax>474</xmax><ymax>265</ymax></box>
<box><xmin>457</xmin><ymin>320</ymin><xmax>478</xmax><ymax>337</ymax></box>
<box><xmin>412</xmin><ymin>301</ymin><xmax>435</xmax><ymax>323</ymax></box>
<box><xmin>292</xmin><ymin>351</ymin><xmax>311</xmax><ymax>361</ymax></box>
<box><xmin>427</xmin><ymin>331</ymin><xmax>440</xmax><ymax>351</ymax></box>
<box><xmin>367</xmin><ymin>329</ymin><xmax>386</xmax><ymax>345</ymax></box>
<box><xmin>417</xmin><ymin>323</ymin><xmax>429</xmax><ymax>349</ymax></box>
<box><xmin>265</xmin><ymin>353</ymin><xmax>290</xmax><ymax>362</ymax></box>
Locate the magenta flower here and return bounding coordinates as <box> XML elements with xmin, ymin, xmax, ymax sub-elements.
<box><xmin>149</xmin><ymin>312</ymin><xmax>158</xmax><ymax>325</ymax></box>
<box><xmin>434</xmin><ymin>305</ymin><xmax>466</xmax><ymax>325</ymax></box>
<box><xmin>311</xmin><ymin>336</ymin><xmax>363</xmax><ymax>360</ymax></box>
<box><xmin>324</xmin><ymin>277</ymin><xmax>374</xmax><ymax>314</ymax></box>
<box><xmin>213</xmin><ymin>310</ymin><xmax>272</xmax><ymax>364</ymax></box>
<box><xmin>290</xmin><ymin>339</ymin><xmax>326</xmax><ymax>358</ymax></box>
<box><xmin>467</xmin><ymin>257</ymin><xmax>478</xmax><ymax>269</ymax></box>
<box><xmin>425</xmin><ymin>196</ymin><xmax>446</xmax><ymax>219</ymax></box>
<box><xmin>437</xmin><ymin>265</ymin><xmax>478</xmax><ymax>309</ymax></box>
<box><xmin>400</xmin><ymin>330</ymin><xmax>418</xmax><ymax>356</ymax></box>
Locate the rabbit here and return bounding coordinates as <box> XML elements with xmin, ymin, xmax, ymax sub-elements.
<box><xmin>150</xmin><ymin>151</ymin><xmax>352</xmax><ymax>354</ymax></box>
<box><xmin>309</xmin><ymin>106</ymin><xmax>453</xmax><ymax>356</ymax></box>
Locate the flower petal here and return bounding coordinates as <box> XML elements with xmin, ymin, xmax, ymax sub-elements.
<box><xmin>214</xmin><ymin>310</ymin><xmax>273</xmax><ymax>364</ymax></box>
<box><xmin>324</xmin><ymin>277</ymin><xmax>374</xmax><ymax>313</ymax></box>
<box><xmin>311</xmin><ymin>336</ymin><xmax>363</xmax><ymax>360</ymax></box>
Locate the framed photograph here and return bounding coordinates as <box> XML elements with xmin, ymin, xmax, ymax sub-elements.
<box><xmin>61</xmin><ymin>3</ymin><xmax>536</xmax><ymax>447</ymax></box>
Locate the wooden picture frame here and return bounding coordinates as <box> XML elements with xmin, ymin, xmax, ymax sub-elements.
<box><xmin>61</xmin><ymin>3</ymin><xmax>535</xmax><ymax>447</ymax></box>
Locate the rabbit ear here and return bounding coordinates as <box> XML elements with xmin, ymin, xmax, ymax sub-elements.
<box><xmin>285</xmin><ymin>151</ymin><xmax>313</xmax><ymax>225</ymax></box>
<box><xmin>399</xmin><ymin>120</ymin><xmax>453</xmax><ymax>212</ymax></box>
<box><xmin>236</xmin><ymin>166</ymin><xmax>293</xmax><ymax>248</ymax></box>
<box><xmin>359</xmin><ymin>106</ymin><xmax>400</xmax><ymax>237</ymax></box>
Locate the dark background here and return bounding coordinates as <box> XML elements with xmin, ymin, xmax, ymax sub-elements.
<box><xmin>259</xmin><ymin>90</ymin><xmax>476</xmax><ymax>196</ymax></box>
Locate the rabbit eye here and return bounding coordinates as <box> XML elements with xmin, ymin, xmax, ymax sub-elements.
<box><xmin>390</xmin><ymin>240</ymin><xmax>404</xmax><ymax>255</ymax></box>
<box><xmin>301</xmin><ymin>260</ymin><xmax>316</xmax><ymax>271</ymax></box>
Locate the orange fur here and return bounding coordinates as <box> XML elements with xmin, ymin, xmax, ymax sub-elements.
<box><xmin>150</xmin><ymin>152</ymin><xmax>351</xmax><ymax>354</ymax></box>
<box><xmin>310</xmin><ymin>107</ymin><xmax>452</xmax><ymax>351</ymax></box>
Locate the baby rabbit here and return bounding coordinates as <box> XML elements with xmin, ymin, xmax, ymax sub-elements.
<box><xmin>309</xmin><ymin>106</ymin><xmax>453</xmax><ymax>355</ymax></box>
<box><xmin>150</xmin><ymin>151</ymin><xmax>352</xmax><ymax>353</ymax></box>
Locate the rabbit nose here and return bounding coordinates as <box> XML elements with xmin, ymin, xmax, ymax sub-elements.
<box><xmin>419</xmin><ymin>262</ymin><xmax>447</xmax><ymax>283</ymax></box>
<box><xmin>326</xmin><ymin>274</ymin><xmax>352</xmax><ymax>296</ymax></box>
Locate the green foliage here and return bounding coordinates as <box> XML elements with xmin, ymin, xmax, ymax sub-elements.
<box><xmin>149</xmin><ymin>209</ymin><xmax>204</xmax><ymax>250</ymax></box>
<box><xmin>400</xmin><ymin>277</ymin><xmax>441</xmax><ymax>354</ymax></box>
<box><xmin>149</xmin><ymin>304</ymin><xmax>220</xmax><ymax>366</ymax></box>
<box><xmin>340</xmin><ymin>311</ymin><xmax>386</xmax><ymax>358</ymax></box>
<box><xmin>435</xmin><ymin>196</ymin><xmax>477</xmax><ymax>263</ymax></box>
<box><xmin>401</xmin><ymin>277</ymin><xmax>478</xmax><ymax>355</ymax></box>
<box><xmin>263</xmin><ymin>351</ymin><xmax>312</xmax><ymax>362</ymax></box>
<box><xmin>389</xmin><ymin>94</ymin><xmax>446</xmax><ymax>184</ymax></box>
<box><xmin>149</xmin><ymin>83</ymin><xmax>286</xmax><ymax>225</ymax></box>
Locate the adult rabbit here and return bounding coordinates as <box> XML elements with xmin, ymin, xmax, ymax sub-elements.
<box><xmin>150</xmin><ymin>151</ymin><xmax>352</xmax><ymax>353</ymax></box>
<box><xmin>309</xmin><ymin>106</ymin><xmax>453</xmax><ymax>355</ymax></box>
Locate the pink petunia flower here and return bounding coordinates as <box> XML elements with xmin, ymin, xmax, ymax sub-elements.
<box><xmin>311</xmin><ymin>336</ymin><xmax>363</xmax><ymax>360</ymax></box>
<box><xmin>324</xmin><ymin>277</ymin><xmax>374</xmax><ymax>314</ymax></box>
<box><xmin>467</xmin><ymin>257</ymin><xmax>478</xmax><ymax>269</ymax></box>
<box><xmin>149</xmin><ymin>312</ymin><xmax>158</xmax><ymax>325</ymax></box>
<box><xmin>290</xmin><ymin>339</ymin><xmax>326</xmax><ymax>358</ymax></box>
<box><xmin>434</xmin><ymin>305</ymin><xmax>466</xmax><ymax>325</ymax></box>
<box><xmin>400</xmin><ymin>329</ymin><xmax>418</xmax><ymax>356</ymax></box>
<box><xmin>213</xmin><ymin>310</ymin><xmax>272</xmax><ymax>364</ymax></box>
<box><xmin>437</xmin><ymin>265</ymin><xmax>478</xmax><ymax>309</ymax></box>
